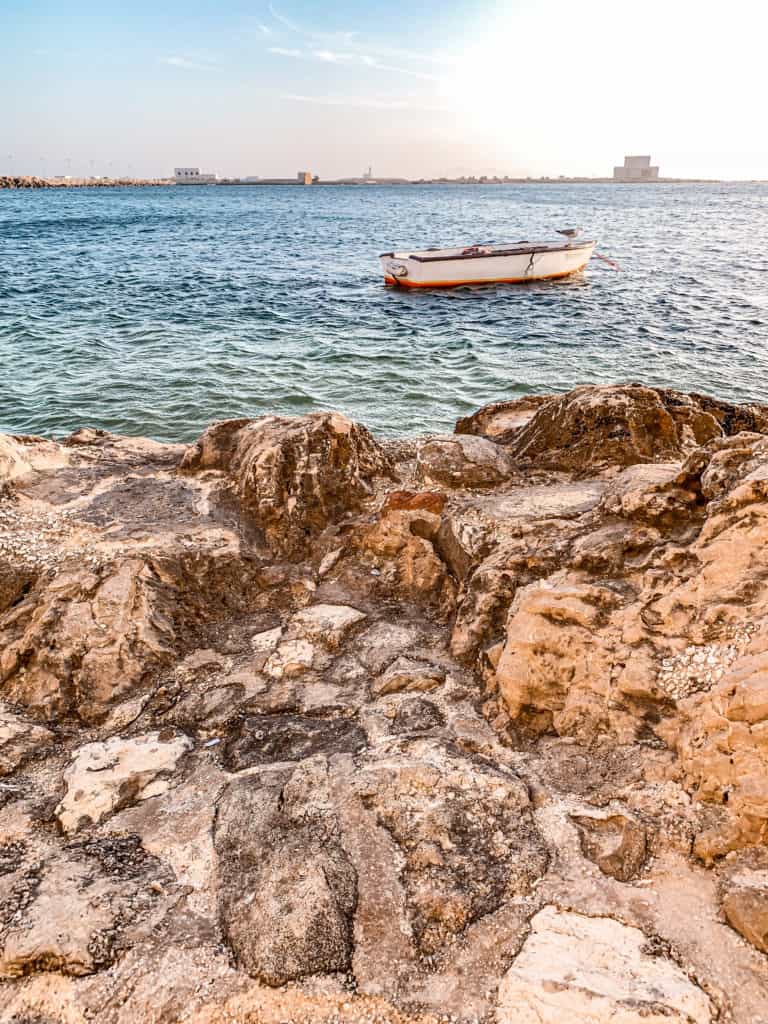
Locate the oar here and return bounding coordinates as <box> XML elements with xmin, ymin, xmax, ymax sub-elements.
<box><xmin>592</xmin><ymin>251</ymin><xmax>622</xmax><ymax>271</ymax></box>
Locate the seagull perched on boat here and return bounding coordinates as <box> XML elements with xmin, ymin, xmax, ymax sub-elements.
<box><xmin>556</xmin><ymin>227</ymin><xmax>583</xmax><ymax>240</ymax></box>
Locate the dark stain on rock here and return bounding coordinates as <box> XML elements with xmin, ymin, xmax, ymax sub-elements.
<box><xmin>223</xmin><ymin>713</ymin><xmax>367</xmax><ymax>771</ymax></box>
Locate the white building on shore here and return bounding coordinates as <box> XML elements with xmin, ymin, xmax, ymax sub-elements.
<box><xmin>174</xmin><ymin>167</ymin><xmax>216</xmax><ymax>184</ymax></box>
<box><xmin>613</xmin><ymin>155</ymin><xmax>660</xmax><ymax>181</ymax></box>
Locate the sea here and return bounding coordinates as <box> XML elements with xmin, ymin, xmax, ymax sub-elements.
<box><xmin>1</xmin><ymin>183</ymin><xmax>767</xmax><ymax>442</ymax></box>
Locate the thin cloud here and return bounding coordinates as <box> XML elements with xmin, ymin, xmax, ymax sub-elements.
<box><xmin>261</xmin><ymin>6</ymin><xmax>456</xmax><ymax>76</ymax></box>
<box><xmin>268</xmin><ymin>46</ymin><xmax>440</xmax><ymax>81</ymax></box>
<box><xmin>268</xmin><ymin>46</ymin><xmax>302</xmax><ymax>57</ymax></box>
<box><xmin>256</xmin><ymin>23</ymin><xmax>272</xmax><ymax>36</ymax></box>
<box><xmin>268</xmin><ymin>2</ymin><xmax>301</xmax><ymax>33</ymax></box>
<box><xmin>161</xmin><ymin>56</ymin><xmax>217</xmax><ymax>71</ymax></box>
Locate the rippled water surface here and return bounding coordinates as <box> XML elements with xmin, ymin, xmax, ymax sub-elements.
<box><xmin>1</xmin><ymin>183</ymin><xmax>767</xmax><ymax>441</ymax></box>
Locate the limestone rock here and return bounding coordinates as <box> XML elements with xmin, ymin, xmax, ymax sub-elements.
<box><xmin>3</xmin><ymin>387</ymin><xmax>768</xmax><ymax>1020</ymax></box>
<box><xmin>56</xmin><ymin>731</ymin><xmax>192</xmax><ymax>833</ymax></box>
<box><xmin>290</xmin><ymin>603</ymin><xmax>366</xmax><ymax>650</ymax></box>
<box><xmin>361</xmin><ymin>750</ymin><xmax>548</xmax><ymax>954</ymax></box>
<box><xmin>181</xmin><ymin>412</ymin><xmax>393</xmax><ymax>557</ymax></box>
<box><xmin>670</xmin><ymin>640</ymin><xmax>768</xmax><ymax>859</ymax></box>
<box><xmin>720</xmin><ymin>850</ymin><xmax>768</xmax><ymax>954</ymax></box>
<box><xmin>263</xmin><ymin>638</ymin><xmax>317</xmax><ymax>678</ymax></box>
<box><xmin>358</xmin><ymin>508</ymin><xmax>455</xmax><ymax>614</ymax></box>
<box><xmin>0</xmin><ymin>709</ymin><xmax>53</xmax><ymax>776</ymax></box>
<box><xmin>496</xmin><ymin>906</ymin><xmax>712</xmax><ymax>1024</ymax></box>
<box><xmin>371</xmin><ymin>657</ymin><xmax>445</xmax><ymax>697</ymax></box>
<box><xmin>571</xmin><ymin>808</ymin><xmax>647</xmax><ymax>881</ymax></box>
<box><xmin>0</xmin><ymin>558</ymin><xmax>177</xmax><ymax>722</ymax></box>
<box><xmin>505</xmin><ymin>384</ymin><xmax>725</xmax><ymax>473</ymax></box>
<box><xmin>598</xmin><ymin>463</ymin><xmax>699</xmax><ymax>526</ymax></box>
<box><xmin>416</xmin><ymin>435</ymin><xmax>515</xmax><ymax>488</ymax></box>
<box><xmin>455</xmin><ymin>395</ymin><xmax>550</xmax><ymax>439</ymax></box>
<box><xmin>0</xmin><ymin>839</ymin><xmax>170</xmax><ymax>978</ymax></box>
<box><xmin>0</xmin><ymin>434</ymin><xmax>69</xmax><ymax>485</ymax></box>
<box><xmin>251</xmin><ymin>626</ymin><xmax>283</xmax><ymax>653</ymax></box>
<box><xmin>391</xmin><ymin>697</ymin><xmax>445</xmax><ymax>734</ymax></box>
<box><xmin>384</xmin><ymin>489</ymin><xmax>447</xmax><ymax>515</ymax></box>
<box><xmin>215</xmin><ymin>762</ymin><xmax>357</xmax><ymax>985</ymax></box>
<box><xmin>495</xmin><ymin>580</ymin><xmax>622</xmax><ymax>739</ymax></box>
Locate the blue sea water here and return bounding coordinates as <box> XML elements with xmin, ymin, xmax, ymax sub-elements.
<box><xmin>1</xmin><ymin>183</ymin><xmax>767</xmax><ymax>441</ymax></box>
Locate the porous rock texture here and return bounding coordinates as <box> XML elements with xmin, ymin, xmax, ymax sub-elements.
<box><xmin>1</xmin><ymin>387</ymin><xmax>768</xmax><ymax>1024</ymax></box>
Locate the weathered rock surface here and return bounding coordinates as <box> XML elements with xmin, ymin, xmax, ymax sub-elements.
<box><xmin>215</xmin><ymin>762</ymin><xmax>357</xmax><ymax>985</ymax></box>
<box><xmin>180</xmin><ymin>412</ymin><xmax>393</xmax><ymax>556</ymax></box>
<box><xmin>416</xmin><ymin>434</ymin><xmax>516</xmax><ymax>488</ymax></box>
<box><xmin>1</xmin><ymin>559</ymin><xmax>178</xmax><ymax>722</ymax></box>
<box><xmin>0</xmin><ymin>709</ymin><xmax>53</xmax><ymax>776</ymax></box>
<box><xmin>56</xmin><ymin>732</ymin><xmax>192</xmax><ymax>833</ymax></box>
<box><xmin>1</xmin><ymin>386</ymin><xmax>767</xmax><ymax>1024</ymax></box>
<box><xmin>496</xmin><ymin>906</ymin><xmax>713</xmax><ymax>1024</ymax></box>
<box><xmin>720</xmin><ymin>850</ymin><xmax>768</xmax><ymax>954</ymax></box>
<box><xmin>488</xmin><ymin>383</ymin><xmax>767</xmax><ymax>472</ymax></box>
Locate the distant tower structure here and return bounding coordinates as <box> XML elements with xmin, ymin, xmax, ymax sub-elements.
<box><xmin>297</xmin><ymin>170</ymin><xmax>313</xmax><ymax>185</ymax></box>
<box><xmin>363</xmin><ymin>166</ymin><xmax>372</xmax><ymax>181</ymax></box>
<box><xmin>613</xmin><ymin>155</ymin><xmax>659</xmax><ymax>181</ymax></box>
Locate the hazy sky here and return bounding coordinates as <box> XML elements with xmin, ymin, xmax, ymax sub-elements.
<box><xmin>3</xmin><ymin>0</ymin><xmax>766</xmax><ymax>180</ymax></box>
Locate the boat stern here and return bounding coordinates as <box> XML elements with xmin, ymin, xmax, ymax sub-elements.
<box><xmin>380</xmin><ymin>254</ymin><xmax>412</xmax><ymax>286</ymax></box>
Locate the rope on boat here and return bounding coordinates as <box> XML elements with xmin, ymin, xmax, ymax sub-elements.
<box><xmin>592</xmin><ymin>251</ymin><xmax>622</xmax><ymax>271</ymax></box>
<box><xmin>525</xmin><ymin>251</ymin><xmax>536</xmax><ymax>276</ymax></box>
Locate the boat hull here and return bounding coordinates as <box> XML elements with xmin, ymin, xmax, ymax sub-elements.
<box><xmin>380</xmin><ymin>241</ymin><xmax>595</xmax><ymax>288</ymax></box>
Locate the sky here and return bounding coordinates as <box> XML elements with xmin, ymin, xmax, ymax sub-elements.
<box><xmin>2</xmin><ymin>0</ymin><xmax>767</xmax><ymax>181</ymax></box>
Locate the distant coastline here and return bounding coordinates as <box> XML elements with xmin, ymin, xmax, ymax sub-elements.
<box><xmin>3</xmin><ymin>174</ymin><xmax>764</xmax><ymax>190</ymax></box>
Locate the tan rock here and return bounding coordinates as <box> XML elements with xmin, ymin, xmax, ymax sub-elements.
<box><xmin>263</xmin><ymin>638</ymin><xmax>317</xmax><ymax>679</ymax></box>
<box><xmin>455</xmin><ymin>395</ymin><xmax>550</xmax><ymax>439</ymax></box>
<box><xmin>56</xmin><ymin>731</ymin><xmax>192</xmax><ymax>833</ymax></box>
<box><xmin>359</xmin><ymin>509</ymin><xmax>455</xmax><ymax>615</ymax></box>
<box><xmin>371</xmin><ymin>657</ymin><xmax>445</xmax><ymax>697</ymax></box>
<box><xmin>506</xmin><ymin>384</ymin><xmax>724</xmax><ymax>473</ymax></box>
<box><xmin>670</xmin><ymin>640</ymin><xmax>768</xmax><ymax>859</ymax></box>
<box><xmin>0</xmin><ymin>709</ymin><xmax>53</xmax><ymax>776</ymax></box>
<box><xmin>571</xmin><ymin>808</ymin><xmax>647</xmax><ymax>881</ymax></box>
<box><xmin>416</xmin><ymin>435</ymin><xmax>515</xmax><ymax>488</ymax></box>
<box><xmin>181</xmin><ymin>412</ymin><xmax>392</xmax><ymax>557</ymax></box>
<box><xmin>290</xmin><ymin>603</ymin><xmax>366</xmax><ymax>650</ymax></box>
<box><xmin>496</xmin><ymin>906</ymin><xmax>712</xmax><ymax>1024</ymax></box>
<box><xmin>0</xmin><ymin>839</ymin><xmax>170</xmax><ymax>979</ymax></box>
<box><xmin>721</xmin><ymin>861</ymin><xmax>768</xmax><ymax>954</ymax></box>
<box><xmin>1</xmin><ymin>856</ymin><xmax>125</xmax><ymax>977</ymax></box>
<box><xmin>495</xmin><ymin>580</ymin><xmax>621</xmax><ymax>739</ymax></box>
<box><xmin>0</xmin><ymin>558</ymin><xmax>176</xmax><ymax>722</ymax></box>
<box><xmin>0</xmin><ymin>434</ymin><xmax>69</xmax><ymax>485</ymax></box>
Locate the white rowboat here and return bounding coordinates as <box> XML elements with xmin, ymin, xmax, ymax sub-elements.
<box><xmin>380</xmin><ymin>236</ymin><xmax>596</xmax><ymax>288</ymax></box>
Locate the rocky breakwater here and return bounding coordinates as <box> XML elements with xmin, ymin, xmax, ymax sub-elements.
<box><xmin>1</xmin><ymin>387</ymin><xmax>767</xmax><ymax>1024</ymax></box>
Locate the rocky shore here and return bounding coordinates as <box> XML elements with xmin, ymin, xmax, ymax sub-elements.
<box><xmin>0</xmin><ymin>176</ymin><xmax>171</xmax><ymax>189</ymax></box>
<box><xmin>1</xmin><ymin>384</ymin><xmax>767</xmax><ymax>1023</ymax></box>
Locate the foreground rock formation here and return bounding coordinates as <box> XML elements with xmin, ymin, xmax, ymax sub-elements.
<box><xmin>1</xmin><ymin>385</ymin><xmax>767</xmax><ymax>1023</ymax></box>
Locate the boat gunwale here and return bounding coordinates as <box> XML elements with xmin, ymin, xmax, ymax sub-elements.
<box><xmin>379</xmin><ymin>240</ymin><xmax>596</xmax><ymax>262</ymax></box>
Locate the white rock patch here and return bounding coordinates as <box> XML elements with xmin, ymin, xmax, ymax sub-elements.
<box><xmin>496</xmin><ymin>906</ymin><xmax>712</xmax><ymax>1024</ymax></box>
<box><xmin>290</xmin><ymin>603</ymin><xmax>366</xmax><ymax>650</ymax></box>
<box><xmin>56</xmin><ymin>731</ymin><xmax>192</xmax><ymax>833</ymax></box>
<box><xmin>264</xmin><ymin>638</ymin><xmax>316</xmax><ymax>679</ymax></box>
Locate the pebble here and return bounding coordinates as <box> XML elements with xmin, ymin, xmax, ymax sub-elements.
<box><xmin>656</xmin><ymin>625</ymin><xmax>756</xmax><ymax>700</ymax></box>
